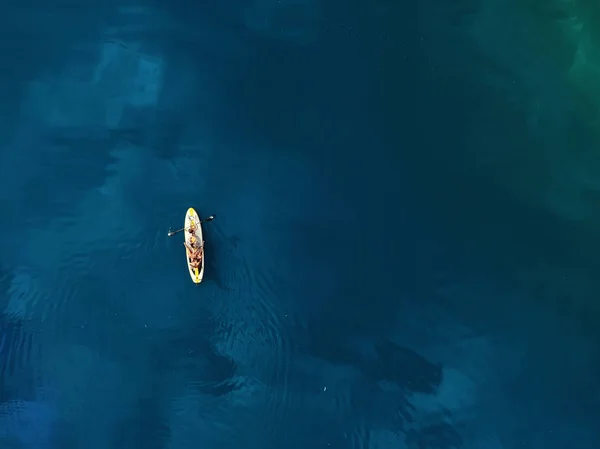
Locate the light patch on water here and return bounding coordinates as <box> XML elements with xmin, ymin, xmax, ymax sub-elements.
<box><xmin>57</xmin><ymin>144</ymin><xmax>154</xmax><ymax>249</ymax></box>
<box><xmin>409</xmin><ymin>373</ymin><xmax>474</xmax><ymax>422</ymax></box>
<box><xmin>4</xmin><ymin>269</ymin><xmax>42</xmax><ymax>321</ymax></box>
<box><xmin>243</xmin><ymin>0</ymin><xmax>321</xmax><ymax>45</ymax></box>
<box><xmin>93</xmin><ymin>41</ymin><xmax>163</xmax><ymax>120</ymax></box>
<box><xmin>117</xmin><ymin>5</ymin><xmax>155</xmax><ymax>17</ymax></box>
<box><xmin>20</xmin><ymin>40</ymin><xmax>163</xmax><ymax>130</ymax></box>
<box><xmin>369</xmin><ymin>430</ymin><xmax>407</xmax><ymax>449</ymax></box>
<box><xmin>100</xmin><ymin>144</ymin><xmax>148</xmax><ymax>194</ymax></box>
<box><xmin>103</xmin><ymin>5</ymin><xmax>171</xmax><ymax>37</ymax></box>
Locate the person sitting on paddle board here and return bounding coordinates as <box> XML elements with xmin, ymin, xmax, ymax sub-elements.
<box><xmin>189</xmin><ymin>257</ymin><xmax>200</xmax><ymax>270</ymax></box>
<box><xmin>184</xmin><ymin>237</ymin><xmax>204</xmax><ymax>268</ymax></box>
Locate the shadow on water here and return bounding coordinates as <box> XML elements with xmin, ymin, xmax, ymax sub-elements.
<box><xmin>306</xmin><ymin>334</ymin><xmax>444</xmax><ymax>393</ymax></box>
<box><xmin>112</xmin><ymin>391</ymin><xmax>171</xmax><ymax>449</ymax></box>
<box><xmin>197</xmin><ymin>221</ymin><xmax>225</xmax><ymax>290</ymax></box>
<box><xmin>372</xmin><ymin>340</ymin><xmax>443</xmax><ymax>394</ymax></box>
<box><xmin>202</xmin><ymin>222</ymin><xmax>241</xmax><ymax>293</ymax></box>
<box><xmin>150</xmin><ymin>299</ymin><xmax>239</xmax><ymax>397</ymax></box>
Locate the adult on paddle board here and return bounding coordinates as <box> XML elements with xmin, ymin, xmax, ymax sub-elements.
<box><xmin>168</xmin><ymin>210</ymin><xmax>215</xmax><ymax>284</ymax></box>
<box><xmin>184</xmin><ymin>237</ymin><xmax>203</xmax><ymax>269</ymax></box>
<box><xmin>167</xmin><ymin>214</ymin><xmax>215</xmax><ymax>237</ymax></box>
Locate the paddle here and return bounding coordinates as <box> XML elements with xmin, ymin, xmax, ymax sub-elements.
<box><xmin>168</xmin><ymin>215</ymin><xmax>215</xmax><ymax>237</ymax></box>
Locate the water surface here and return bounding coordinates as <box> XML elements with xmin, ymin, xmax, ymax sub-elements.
<box><xmin>1</xmin><ymin>1</ymin><xmax>599</xmax><ymax>448</ymax></box>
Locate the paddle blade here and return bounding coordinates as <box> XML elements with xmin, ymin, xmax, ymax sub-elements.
<box><xmin>203</xmin><ymin>215</ymin><xmax>215</xmax><ymax>222</ymax></box>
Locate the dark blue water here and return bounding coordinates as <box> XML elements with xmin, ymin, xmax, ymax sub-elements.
<box><xmin>1</xmin><ymin>1</ymin><xmax>600</xmax><ymax>448</ymax></box>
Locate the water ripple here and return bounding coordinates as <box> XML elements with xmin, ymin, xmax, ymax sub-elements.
<box><xmin>0</xmin><ymin>316</ymin><xmax>40</xmax><ymax>401</ymax></box>
<box><xmin>247</xmin><ymin>269</ymin><xmax>294</xmax><ymax>428</ymax></box>
<box><xmin>209</xmin><ymin>231</ymin><xmax>296</xmax><ymax>438</ymax></box>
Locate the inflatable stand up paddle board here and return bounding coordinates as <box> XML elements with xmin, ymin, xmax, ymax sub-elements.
<box><xmin>184</xmin><ymin>207</ymin><xmax>204</xmax><ymax>284</ymax></box>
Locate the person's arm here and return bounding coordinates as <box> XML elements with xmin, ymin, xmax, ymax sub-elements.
<box><xmin>183</xmin><ymin>241</ymin><xmax>193</xmax><ymax>252</ymax></box>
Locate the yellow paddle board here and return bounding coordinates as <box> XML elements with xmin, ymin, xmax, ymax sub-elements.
<box><xmin>184</xmin><ymin>207</ymin><xmax>204</xmax><ymax>284</ymax></box>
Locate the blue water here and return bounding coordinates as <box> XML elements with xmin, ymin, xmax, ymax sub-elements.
<box><xmin>1</xmin><ymin>1</ymin><xmax>600</xmax><ymax>448</ymax></box>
